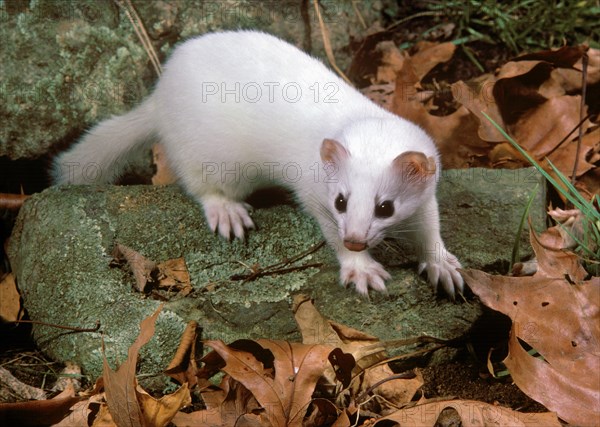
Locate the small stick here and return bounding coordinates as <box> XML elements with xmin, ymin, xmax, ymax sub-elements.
<box><xmin>231</xmin><ymin>241</ymin><xmax>326</xmax><ymax>282</ymax></box>
<box><xmin>571</xmin><ymin>51</ymin><xmax>588</xmax><ymax>185</ymax></box>
<box><xmin>356</xmin><ymin>372</ymin><xmax>416</xmax><ymax>404</ymax></box>
<box><xmin>312</xmin><ymin>0</ymin><xmax>353</xmax><ymax>85</ymax></box>
<box><xmin>12</xmin><ymin>319</ymin><xmax>101</xmax><ymax>333</ymax></box>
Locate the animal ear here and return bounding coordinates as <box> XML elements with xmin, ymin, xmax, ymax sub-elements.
<box><xmin>320</xmin><ymin>138</ymin><xmax>350</xmax><ymax>164</ymax></box>
<box><xmin>392</xmin><ymin>151</ymin><xmax>436</xmax><ymax>182</ymax></box>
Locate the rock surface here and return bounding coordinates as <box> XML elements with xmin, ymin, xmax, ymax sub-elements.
<box><xmin>0</xmin><ymin>0</ymin><xmax>389</xmax><ymax>159</ymax></box>
<box><xmin>7</xmin><ymin>168</ymin><xmax>546</xmax><ymax>381</ymax></box>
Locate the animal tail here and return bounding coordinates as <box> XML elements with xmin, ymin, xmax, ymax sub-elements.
<box><xmin>52</xmin><ymin>97</ymin><xmax>157</xmax><ymax>185</ymax></box>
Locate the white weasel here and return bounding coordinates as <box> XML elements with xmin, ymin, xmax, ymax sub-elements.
<box><xmin>53</xmin><ymin>31</ymin><xmax>463</xmax><ymax>298</ymax></box>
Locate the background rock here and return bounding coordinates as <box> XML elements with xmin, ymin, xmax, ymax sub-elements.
<box><xmin>7</xmin><ymin>168</ymin><xmax>546</xmax><ymax>382</ymax></box>
<box><xmin>0</xmin><ymin>0</ymin><xmax>392</xmax><ymax>159</ymax></box>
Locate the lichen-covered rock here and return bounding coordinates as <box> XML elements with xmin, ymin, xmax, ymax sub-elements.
<box><xmin>7</xmin><ymin>168</ymin><xmax>545</xmax><ymax>380</ymax></box>
<box><xmin>0</xmin><ymin>0</ymin><xmax>391</xmax><ymax>159</ymax></box>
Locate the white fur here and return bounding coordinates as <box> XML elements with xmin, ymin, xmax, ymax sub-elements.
<box><xmin>53</xmin><ymin>31</ymin><xmax>463</xmax><ymax>298</ymax></box>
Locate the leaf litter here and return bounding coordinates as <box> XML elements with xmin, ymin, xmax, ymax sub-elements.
<box><xmin>1</xmin><ymin>293</ymin><xmax>563</xmax><ymax>426</ymax></box>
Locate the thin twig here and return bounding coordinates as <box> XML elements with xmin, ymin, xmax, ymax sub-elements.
<box><xmin>12</xmin><ymin>319</ymin><xmax>101</xmax><ymax>333</ymax></box>
<box><xmin>571</xmin><ymin>51</ymin><xmax>588</xmax><ymax>185</ymax></box>
<box><xmin>230</xmin><ymin>241</ymin><xmax>326</xmax><ymax>282</ymax></box>
<box><xmin>356</xmin><ymin>372</ymin><xmax>416</xmax><ymax>404</ymax></box>
<box><xmin>312</xmin><ymin>0</ymin><xmax>353</xmax><ymax>85</ymax></box>
<box><xmin>351</xmin><ymin>1</ymin><xmax>367</xmax><ymax>30</ymax></box>
<box><xmin>545</xmin><ymin>112</ymin><xmax>592</xmax><ymax>158</ymax></box>
<box><xmin>115</xmin><ymin>0</ymin><xmax>162</xmax><ymax>77</ymax></box>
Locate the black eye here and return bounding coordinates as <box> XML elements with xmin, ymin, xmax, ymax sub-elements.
<box><xmin>375</xmin><ymin>200</ymin><xmax>394</xmax><ymax>218</ymax></box>
<box><xmin>335</xmin><ymin>194</ymin><xmax>347</xmax><ymax>213</ymax></box>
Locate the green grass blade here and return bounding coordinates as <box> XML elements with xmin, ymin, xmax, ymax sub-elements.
<box><xmin>481</xmin><ymin>113</ymin><xmax>592</xmax><ymax>214</ymax></box>
<box><xmin>511</xmin><ymin>184</ymin><xmax>539</xmax><ymax>270</ymax></box>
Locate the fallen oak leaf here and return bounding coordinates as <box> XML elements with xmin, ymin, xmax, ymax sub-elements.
<box><xmin>102</xmin><ymin>305</ymin><xmax>162</xmax><ymax>427</ymax></box>
<box><xmin>0</xmin><ymin>273</ymin><xmax>22</xmax><ymax>323</ymax></box>
<box><xmin>372</xmin><ymin>41</ymin><xmax>406</xmax><ymax>84</ymax></box>
<box><xmin>546</xmin><ymin>126</ymin><xmax>599</xmax><ymax>179</ymax></box>
<box><xmin>374</xmin><ymin>399</ymin><xmax>561</xmax><ymax>426</ymax></box>
<box><xmin>257</xmin><ymin>339</ymin><xmax>332</xmax><ymax>425</ymax></box>
<box><xmin>392</xmin><ymin>61</ymin><xmax>491</xmax><ymax>168</ymax></box>
<box><xmin>201</xmin><ymin>339</ymin><xmax>332</xmax><ymax>427</ymax></box>
<box><xmin>509</xmin><ymin>95</ymin><xmax>590</xmax><ymax>159</ymax></box>
<box><xmin>136</xmin><ymin>383</ymin><xmax>191</xmax><ymax>427</ymax></box>
<box><xmin>528</xmin><ymin>224</ymin><xmax>588</xmax><ymax>281</ymax></box>
<box><xmin>112</xmin><ymin>244</ymin><xmax>157</xmax><ymax>293</ymax></box>
<box><xmin>514</xmin><ymin>45</ymin><xmax>588</xmax><ymax>69</ymax></box>
<box><xmin>292</xmin><ymin>295</ymin><xmax>424</xmax><ymax>414</ymax></box>
<box><xmin>461</xmin><ymin>269</ymin><xmax>600</xmax><ymax>426</ymax></box>
<box><xmin>53</xmin><ymin>382</ymin><xmax>106</xmax><ymax>427</ymax></box>
<box><xmin>173</xmin><ymin>374</ymin><xmax>263</xmax><ymax>426</ymax></box>
<box><xmin>451</xmin><ymin>80</ymin><xmax>506</xmax><ymax>143</ymax></box>
<box><xmin>493</xmin><ymin>61</ymin><xmax>552</xmax><ymax>128</ymax></box>
<box><xmin>0</xmin><ymin>193</ymin><xmax>29</xmax><ymax>211</ymax></box>
<box><xmin>156</xmin><ymin>258</ymin><xmax>192</xmax><ymax>295</ymax></box>
<box><xmin>408</xmin><ymin>41</ymin><xmax>456</xmax><ymax>81</ymax></box>
<box><xmin>164</xmin><ymin>321</ymin><xmax>199</xmax><ymax>388</ymax></box>
<box><xmin>0</xmin><ymin>382</ymin><xmax>82</xmax><ymax>427</ymax></box>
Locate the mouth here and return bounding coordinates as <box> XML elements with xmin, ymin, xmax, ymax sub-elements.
<box><xmin>343</xmin><ymin>240</ymin><xmax>368</xmax><ymax>252</ymax></box>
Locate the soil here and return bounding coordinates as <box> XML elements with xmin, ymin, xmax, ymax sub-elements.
<box><xmin>421</xmin><ymin>362</ymin><xmax>547</xmax><ymax>412</ymax></box>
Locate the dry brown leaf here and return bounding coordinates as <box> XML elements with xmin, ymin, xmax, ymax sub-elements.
<box><xmin>511</xmin><ymin>95</ymin><xmax>589</xmax><ymax>159</ymax></box>
<box><xmin>373</xmin><ymin>41</ymin><xmax>405</xmax><ymax>84</ymax></box>
<box><xmin>496</xmin><ymin>60</ymin><xmax>545</xmax><ymax>80</ymax></box>
<box><xmin>545</xmin><ymin>208</ymin><xmax>596</xmax><ymax>252</ymax></box>
<box><xmin>92</xmin><ymin>402</ymin><xmax>118</xmax><ymax>427</ymax></box>
<box><xmin>452</xmin><ymin>80</ymin><xmax>506</xmax><ymax>143</ymax></box>
<box><xmin>136</xmin><ymin>383</ymin><xmax>191</xmax><ymax>427</ymax></box>
<box><xmin>375</xmin><ymin>399</ymin><xmax>561</xmax><ymax>426</ymax></box>
<box><xmin>200</xmin><ymin>338</ymin><xmax>331</xmax><ymax>427</ymax></box>
<box><xmin>54</xmin><ymin>391</ymin><xmax>108</xmax><ymax>427</ymax></box>
<box><xmin>514</xmin><ymin>45</ymin><xmax>587</xmax><ymax>68</ymax></box>
<box><xmin>582</xmin><ymin>47</ymin><xmax>600</xmax><ymax>86</ymax></box>
<box><xmin>0</xmin><ymin>383</ymin><xmax>81</xmax><ymax>426</ymax></box>
<box><xmin>151</xmin><ymin>143</ymin><xmax>177</xmax><ymax>185</ymax></box>
<box><xmin>293</xmin><ymin>295</ymin><xmax>423</xmax><ymax>414</ymax></box>
<box><xmin>391</xmin><ymin>62</ymin><xmax>491</xmax><ymax>169</ymax></box>
<box><xmin>547</xmin><ymin>126</ymin><xmax>599</xmax><ymax>179</ymax></box>
<box><xmin>0</xmin><ymin>273</ymin><xmax>21</xmax><ymax>322</ymax></box>
<box><xmin>409</xmin><ymin>41</ymin><xmax>456</xmax><ymax>81</ymax></box>
<box><xmin>102</xmin><ymin>305</ymin><xmax>162</xmax><ymax>427</ymax></box>
<box><xmin>493</xmin><ymin>62</ymin><xmax>553</xmax><ymax>127</ymax></box>
<box><xmin>164</xmin><ymin>321</ymin><xmax>199</xmax><ymax>387</ymax></box>
<box><xmin>0</xmin><ymin>193</ymin><xmax>29</xmax><ymax>211</ymax></box>
<box><xmin>173</xmin><ymin>374</ymin><xmax>263</xmax><ymax>426</ymax></box>
<box><xmin>112</xmin><ymin>243</ymin><xmax>157</xmax><ymax>293</ymax></box>
<box><xmin>488</xmin><ymin>142</ymin><xmax>527</xmax><ymax>168</ymax></box>
<box><xmin>156</xmin><ymin>257</ymin><xmax>192</xmax><ymax>295</ymax></box>
<box><xmin>361</xmin><ymin>83</ymin><xmax>395</xmax><ymax>111</ymax></box>
<box><xmin>461</xmin><ymin>268</ymin><xmax>600</xmax><ymax>425</ymax></box>
<box><xmin>529</xmin><ymin>225</ymin><xmax>589</xmax><ymax>280</ymax></box>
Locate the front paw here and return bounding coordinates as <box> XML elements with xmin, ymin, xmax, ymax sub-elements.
<box><xmin>340</xmin><ymin>254</ymin><xmax>391</xmax><ymax>297</ymax></box>
<box><xmin>418</xmin><ymin>252</ymin><xmax>463</xmax><ymax>300</ymax></box>
<box><xmin>202</xmin><ymin>196</ymin><xmax>255</xmax><ymax>240</ymax></box>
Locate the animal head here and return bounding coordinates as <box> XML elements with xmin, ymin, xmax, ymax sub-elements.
<box><xmin>319</xmin><ymin>119</ymin><xmax>438</xmax><ymax>251</ymax></box>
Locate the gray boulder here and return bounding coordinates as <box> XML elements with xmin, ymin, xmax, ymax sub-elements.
<box><xmin>7</xmin><ymin>168</ymin><xmax>546</xmax><ymax>381</ymax></box>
